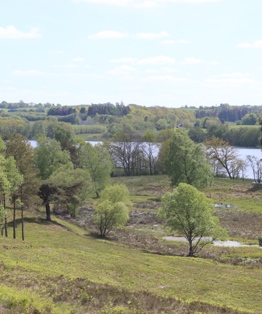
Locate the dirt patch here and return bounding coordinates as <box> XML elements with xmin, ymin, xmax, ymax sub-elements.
<box><xmin>215</xmin><ymin>209</ymin><xmax>262</xmax><ymax>239</ymax></box>
<box><xmin>58</xmin><ymin>206</ymin><xmax>262</xmax><ymax>267</ymax></box>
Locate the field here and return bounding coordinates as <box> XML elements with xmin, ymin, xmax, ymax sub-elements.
<box><xmin>0</xmin><ymin>176</ymin><xmax>262</xmax><ymax>313</ymax></box>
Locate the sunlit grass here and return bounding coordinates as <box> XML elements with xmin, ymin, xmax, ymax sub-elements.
<box><xmin>1</xmin><ymin>176</ymin><xmax>262</xmax><ymax>313</ymax></box>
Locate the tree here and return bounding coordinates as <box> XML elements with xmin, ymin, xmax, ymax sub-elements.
<box><xmin>157</xmin><ymin>138</ymin><xmax>171</xmax><ymax>174</ymax></box>
<box><xmin>205</xmin><ymin>137</ymin><xmax>245</xmax><ymax>179</ymax></box>
<box><xmin>5</xmin><ymin>157</ymin><xmax>23</xmax><ymax>239</ymax></box>
<box><xmin>159</xmin><ymin>183</ymin><xmax>226</xmax><ymax>256</ymax></box>
<box><xmin>5</xmin><ymin>134</ymin><xmax>40</xmax><ymax>239</ymax></box>
<box><xmin>5</xmin><ymin>134</ymin><xmax>40</xmax><ymax>204</ymax></box>
<box><xmin>94</xmin><ymin>184</ymin><xmax>131</xmax><ymax>237</ymax></box>
<box><xmin>188</xmin><ymin>127</ymin><xmax>207</xmax><ymax>143</ymax></box>
<box><xmin>37</xmin><ymin>165</ymin><xmax>90</xmax><ymax>220</ymax></box>
<box><xmin>35</xmin><ymin>135</ymin><xmax>71</xmax><ymax>180</ymax></box>
<box><xmin>157</xmin><ymin>128</ymin><xmax>174</xmax><ymax>142</ymax></box>
<box><xmin>142</xmin><ymin>131</ymin><xmax>159</xmax><ymax>175</ymax></box>
<box><xmin>111</xmin><ymin>128</ymin><xmax>143</xmax><ymax>176</ymax></box>
<box><xmin>34</xmin><ymin>135</ymin><xmax>72</xmax><ymax>220</ymax></box>
<box><xmin>241</xmin><ymin>113</ymin><xmax>257</xmax><ymax>125</ymax></box>
<box><xmin>246</xmin><ymin>155</ymin><xmax>262</xmax><ymax>183</ymax></box>
<box><xmin>0</xmin><ymin>154</ymin><xmax>11</xmax><ymax>237</ymax></box>
<box><xmin>77</xmin><ymin>141</ymin><xmax>112</xmax><ymax>197</ymax></box>
<box><xmin>165</xmin><ymin>130</ymin><xmax>213</xmax><ymax>188</ymax></box>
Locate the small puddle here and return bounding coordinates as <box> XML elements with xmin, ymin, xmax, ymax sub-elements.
<box><xmin>213</xmin><ymin>240</ymin><xmax>262</xmax><ymax>248</ymax></box>
<box><xmin>163</xmin><ymin>237</ymin><xmax>262</xmax><ymax>249</ymax></box>
<box><xmin>163</xmin><ymin>236</ymin><xmax>212</xmax><ymax>243</ymax></box>
<box><xmin>215</xmin><ymin>204</ymin><xmax>237</xmax><ymax>209</ymax></box>
<box><xmin>213</xmin><ymin>240</ymin><xmax>242</xmax><ymax>247</ymax></box>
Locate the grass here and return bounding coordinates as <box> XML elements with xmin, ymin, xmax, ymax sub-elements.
<box><xmin>1</xmin><ymin>176</ymin><xmax>262</xmax><ymax>313</ymax></box>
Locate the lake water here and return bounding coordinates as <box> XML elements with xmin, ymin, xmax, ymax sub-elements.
<box><xmin>236</xmin><ymin>147</ymin><xmax>262</xmax><ymax>179</ymax></box>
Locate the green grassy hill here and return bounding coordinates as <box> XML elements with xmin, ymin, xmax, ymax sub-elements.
<box><xmin>1</xmin><ymin>176</ymin><xmax>262</xmax><ymax>313</ymax></box>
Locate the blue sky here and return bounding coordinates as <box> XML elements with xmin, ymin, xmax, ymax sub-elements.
<box><xmin>1</xmin><ymin>0</ymin><xmax>262</xmax><ymax>108</ymax></box>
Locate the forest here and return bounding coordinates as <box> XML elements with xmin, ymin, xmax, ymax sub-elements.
<box><xmin>0</xmin><ymin>100</ymin><xmax>261</xmax><ymax>147</ymax></box>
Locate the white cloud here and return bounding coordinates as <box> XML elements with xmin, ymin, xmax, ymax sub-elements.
<box><xmin>53</xmin><ymin>64</ymin><xmax>78</xmax><ymax>68</ymax></box>
<box><xmin>88</xmin><ymin>30</ymin><xmax>128</xmax><ymax>39</ymax></box>
<box><xmin>110</xmin><ymin>55</ymin><xmax>176</xmax><ymax>66</ymax></box>
<box><xmin>206</xmin><ymin>73</ymin><xmax>262</xmax><ymax>88</ymax></box>
<box><xmin>182</xmin><ymin>57</ymin><xmax>218</xmax><ymax>65</ymax></box>
<box><xmin>161</xmin><ymin>39</ymin><xmax>189</xmax><ymax>44</ymax></box>
<box><xmin>50</xmin><ymin>50</ymin><xmax>65</xmax><ymax>54</ymax></box>
<box><xmin>138</xmin><ymin>55</ymin><xmax>176</xmax><ymax>65</ymax></box>
<box><xmin>147</xmin><ymin>75</ymin><xmax>187</xmax><ymax>81</ymax></box>
<box><xmin>136</xmin><ymin>31</ymin><xmax>169</xmax><ymax>39</ymax></box>
<box><xmin>73</xmin><ymin>0</ymin><xmax>219</xmax><ymax>8</ymax></box>
<box><xmin>73</xmin><ymin>57</ymin><xmax>85</xmax><ymax>62</ymax></box>
<box><xmin>13</xmin><ymin>70</ymin><xmax>54</xmax><ymax>76</ymax></box>
<box><xmin>0</xmin><ymin>26</ymin><xmax>40</xmax><ymax>39</ymax></box>
<box><xmin>106</xmin><ymin>65</ymin><xmax>135</xmax><ymax>76</ymax></box>
<box><xmin>110</xmin><ymin>57</ymin><xmax>136</xmax><ymax>63</ymax></box>
<box><xmin>237</xmin><ymin>40</ymin><xmax>262</xmax><ymax>48</ymax></box>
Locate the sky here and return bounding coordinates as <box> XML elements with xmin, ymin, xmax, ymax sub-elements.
<box><xmin>1</xmin><ymin>0</ymin><xmax>262</xmax><ymax>108</ymax></box>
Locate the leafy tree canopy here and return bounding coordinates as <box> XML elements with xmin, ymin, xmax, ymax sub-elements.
<box><xmin>94</xmin><ymin>184</ymin><xmax>131</xmax><ymax>237</ymax></box>
<box><xmin>159</xmin><ymin>183</ymin><xmax>226</xmax><ymax>256</ymax></box>
<box><xmin>165</xmin><ymin>129</ymin><xmax>213</xmax><ymax>189</ymax></box>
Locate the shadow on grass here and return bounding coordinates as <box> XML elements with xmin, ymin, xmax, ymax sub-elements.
<box><xmin>7</xmin><ymin>217</ymin><xmax>69</xmax><ymax>230</ymax></box>
<box><xmin>248</xmin><ymin>183</ymin><xmax>262</xmax><ymax>192</ymax></box>
<box><xmin>86</xmin><ymin>231</ymin><xmax>115</xmax><ymax>242</ymax></box>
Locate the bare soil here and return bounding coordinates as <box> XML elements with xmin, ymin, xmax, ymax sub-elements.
<box><xmin>60</xmin><ymin>204</ymin><xmax>262</xmax><ymax>268</ymax></box>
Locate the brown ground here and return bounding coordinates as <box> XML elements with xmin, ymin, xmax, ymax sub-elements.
<box><xmin>59</xmin><ymin>203</ymin><xmax>262</xmax><ymax>268</ymax></box>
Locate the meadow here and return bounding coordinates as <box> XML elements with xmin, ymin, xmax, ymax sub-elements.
<box><xmin>0</xmin><ymin>176</ymin><xmax>262</xmax><ymax>313</ymax></box>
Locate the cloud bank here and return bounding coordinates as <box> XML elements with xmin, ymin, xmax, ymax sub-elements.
<box><xmin>0</xmin><ymin>26</ymin><xmax>40</xmax><ymax>39</ymax></box>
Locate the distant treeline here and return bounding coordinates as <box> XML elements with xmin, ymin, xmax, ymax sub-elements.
<box><xmin>188</xmin><ymin>125</ymin><xmax>261</xmax><ymax>147</ymax></box>
<box><xmin>0</xmin><ymin>100</ymin><xmax>262</xmax><ymax>147</ymax></box>
<box><xmin>195</xmin><ymin>104</ymin><xmax>262</xmax><ymax>123</ymax></box>
<box><xmin>47</xmin><ymin>103</ymin><xmax>131</xmax><ymax>118</ymax></box>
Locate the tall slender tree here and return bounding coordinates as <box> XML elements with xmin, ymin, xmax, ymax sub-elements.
<box><xmin>165</xmin><ymin>130</ymin><xmax>213</xmax><ymax>188</ymax></box>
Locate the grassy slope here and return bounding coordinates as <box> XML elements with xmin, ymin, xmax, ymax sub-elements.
<box><xmin>0</xmin><ymin>177</ymin><xmax>262</xmax><ymax>313</ymax></box>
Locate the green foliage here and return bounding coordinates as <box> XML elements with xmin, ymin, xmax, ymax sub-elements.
<box><xmin>48</xmin><ymin>164</ymin><xmax>92</xmax><ymax>217</ymax></box>
<box><xmin>188</xmin><ymin>127</ymin><xmax>207</xmax><ymax>143</ymax></box>
<box><xmin>5</xmin><ymin>134</ymin><xmax>40</xmax><ymax>210</ymax></box>
<box><xmin>87</xmin><ymin>103</ymin><xmax>131</xmax><ymax>117</ymax></box>
<box><xmin>5</xmin><ymin>156</ymin><xmax>24</xmax><ymax>196</ymax></box>
<box><xmin>77</xmin><ymin>142</ymin><xmax>112</xmax><ymax>197</ymax></box>
<box><xmin>241</xmin><ymin>113</ymin><xmax>257</xmax><ymax>125</ymax></box>
<box><xmin>207</xmin><ymin>125</ymin><xmax>260</xmax><ymax>147</ymax></box>
<box><xmin>94</xmin><ymin>184</ymin><xmax>131</xmax><ymax>236</ymax></box>
<box><xmin>35</xmin><ymin>135</ymin><xmax>71</xmax><ymax>180</ymax></box>
<box><xmin>165</xmin><ymin>129</ymin><xmax>213</xmax><ymax>188</ymax></box>
<box><xmin>159</xmin><ymin>183</ymin><xmax>226</xmax><ymax>256</ymax></box>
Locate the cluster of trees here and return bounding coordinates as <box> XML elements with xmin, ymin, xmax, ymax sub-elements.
<box><xmin>157</xmin><ymin>130</ymin><xmax>226</xmax><ymax>256</ymax></box>
<box><xmin>47</xmin><ymin>106</ymin><xmax>77</xmax><ymax>116</ymax></box>
<box><xmin>194</xmin><ymin>104</ymin><xmax>262</xmax><ymax>123</ymax></box>
<box><xmin>108</xmin><ymin>128</ymin><xmax>160</xmax><ymax>176</ymax></box>
<box><xmin>1</xmin><ymin>101</ymin><xmax>261</xmax><ymax>147</ymax></box>
<box><xmin>0</xmin><ymin>100</ymin><xmax>54</xmax><ymax>109</ymax></box>
<box><xmin>0</xmin><ymin>132</ymin><xmax>114</xmax><ymax>239</ymax></box>
<box><xmin>87</xmin><ymin>103</ymin><xmax>131</xmax><ymax>117</ymax></box>
<box><xmin>1</xmin><ymin>126</ymin><xmax>241</xmax><ymax>256</ymax></box>
<box><xmin>188</xmin><ymin>125</ymin><xmax>260</xmax><ymax>147</ymax></box>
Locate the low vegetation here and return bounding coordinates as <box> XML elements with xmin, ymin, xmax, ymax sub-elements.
<box><xmin>1</xmin><ymin>176</ymin><xmax>262</xmax><ymax>313</ymax></box>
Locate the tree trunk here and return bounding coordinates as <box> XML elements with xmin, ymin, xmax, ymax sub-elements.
<box><xmin>13</xmin><ymin>202</ymin><xmax>16</xmax><ymax>239</ymax></box>
<box><xmin>4</xmin><ymin>216</ymin><xmax>8</xmax><ymax>237</ymax></box>
<box><xmin>21</xmin><ymin>206</ymin><xmax>24</xmax><ymax>241</ymax></box>
<box><xmin>188</xmin><ymin>239</ymin><xmax>194</xmax><ymax>257</ymax></box>
<box><xmin>45</xmin><ymin>203</ymin><xmax>51</xmax><ymax>221</ymax></box>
